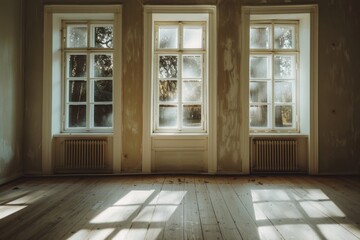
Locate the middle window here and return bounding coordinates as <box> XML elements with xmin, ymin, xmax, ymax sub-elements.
<box><xmin>153</xmin><ymin>21</ymin><xmax>207</xmax><ymax>133</ymax></box>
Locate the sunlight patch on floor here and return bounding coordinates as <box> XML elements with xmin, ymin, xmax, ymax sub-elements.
<box><xmin>0</xmin><ymin>205</ymin><xmax>27</xmax><ymax>219</ymax></box>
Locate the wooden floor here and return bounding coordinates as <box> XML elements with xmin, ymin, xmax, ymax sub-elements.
<box><xmin>0</xmin><ymin>175</ymin><xmax>359</xmax><ymax>240</ymax></box>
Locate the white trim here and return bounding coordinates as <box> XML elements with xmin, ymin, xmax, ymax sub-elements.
<box><xmin>241</xmin><ymin>5</ymin><xmax>318</xmax><ymax>175</ymax></box>
<box><xmin>42</xmin><ymin>5</ymin><xmax>122</xmax><ymax>175</ymax></box>
<box><xmin>143</xmin><ymin>5</ymin><xmax>217</xmax><ymax>173</ymax></box>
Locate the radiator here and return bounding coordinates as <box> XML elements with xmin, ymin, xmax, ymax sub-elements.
<box><xmin>252</xmin><ymin>139</ymin><xmax>298</xmax><ymax>172</ymax></box>
<box><xmin>57</xmin><ymin>139</ymin><xmax>107</xmax><ymax>170</ymax></box>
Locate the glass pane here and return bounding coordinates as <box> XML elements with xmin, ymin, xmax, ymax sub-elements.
<box><xmin>69</xmin><ymin>80</ymin><xmax>86</xmax><ymax>102</ymax></box>
<box><xmin>275</xmin><ymin>81</ymin><xmax>293</xmax><ymax>103</ymax></box>
<box><xmin>159</xmin><ymin>80</ymin><xmax>177</xmax><ymax>101</ymax></box>
<box><xmin>93</xmin><ymin>54</ymin><xmax>113</xmax><ymax>77</ymax></box>
<box><xmin>158</xmin><ymin>26</ymin><xmax>178</xmax><ymax>49</ymax></box>
<box><xmin>183</xmin><ymin>105</ymin><xmax>202</xmax><ymax>127</ymax></box>
<box><xmin>159</xmin><ymin>105</ymin><xmax>177</xmax><ymax>127</ymax></box>
<box><xmin>68</xmin><ymin>55</ymin><xmax>87</xmax><ymax>77</ymax></box>
<box><xmin>68</xmin><ymin>105</ymin><xmax>86</xmax><ymax>127</ymax></box>
<box><xmin>182</xmin><ymin>55</ymin><xmax>202</xmax><ymax>78</ymax></box>
<box><xmin>250</xmin><ymin>26</ymin><xmax>270</xmax><ymax>49</ymax></box>
<box><xmin>183</xmin><ymin>26</ymin><xmax>202</xmax><ymax>49</ymax></box>
<box><xmin>94</xmin><ymin>105</ymin><xmax>113</xmax><ymax>127</ymax></box>
<box><xmin>250</xmin><ymin>105</ymin><xmax>268</xmax><ymax>127</ymax></box>
<box><xmin>94</xmin><ymin>80</ymin><xmax>112</xmax><ymax>102</ymax></box>
<box><xmin>183</xmin><ymin>81</ymin><xmax>201</xmax><ymax>102</ymax></box>
<box><xmin>274</xmin><ymin>55</ymin><xmax>295</xmax><ymax>79</ymax></box>
<box><xmin>250</xmin><ymin>82</ymin><xmax>267</xmax><ymax>103</ymax></box>
<box><xmin>274</xmin><ymin>25</ymin><xmax>295</xmax><ymax>49</ymax></box>
<box><xmin>94</xmin><ymin>26</ymin><xmax>113</xmax><ymax>48</ymax></box>
<box><xmin>67</xmin><ymin>25</ymin><xmax>87</xmax><ymax>48</ymax></box>
<box><xmin>275</xmin><ymin>105</ymin><xmax>293</xmax><ymax>127</ymax></box>
<box><xmin>159</xmin><ymin>56</ymin><xmax>178</xmax><ymax>78</ymax></box>
<box><xmin>250</xmin><ymin>56</ymin><xmax>270</xmax><ymax>79</ymax></box>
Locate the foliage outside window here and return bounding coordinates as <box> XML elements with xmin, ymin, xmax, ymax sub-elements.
<box><xmin>153</xmin><ymin>22</ymin><xmax>207</xmax><ymax>133</ymax></box>
<box><xmin>63</xmin><ymin>22</ymin><xmax>114</xmax><ymax>132</ymax></box>
<box><xmin>249</xmin><ymin>21</ymin><xmax>299</xmax><ymax>132</ymax></box>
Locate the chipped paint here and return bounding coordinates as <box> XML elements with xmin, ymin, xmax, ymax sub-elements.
<box><xmin>217</xmin><ymin>0</ymin><xmax>242</xmax><ymax>172</ymax></box>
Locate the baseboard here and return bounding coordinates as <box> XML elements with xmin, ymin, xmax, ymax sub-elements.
<box><xmin>0</xmin><ymin>172</ymin><xmax>23</xmax><ymax>186</ymax></box>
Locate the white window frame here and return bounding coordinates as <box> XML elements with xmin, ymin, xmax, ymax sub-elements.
<box><xmin>42</xmin><ymin>5</ymin><xmax>122</xmax><ymax>174</ymax></box>
<box><xmin>143</xmin><ymin>6</ymin><xmax>217</xmax><ymax>173</ymax></box>
<box><xmin>153</xmin><ymin>21</ymin><xmax>207</xmax><ymax>133</ymax></box>
<box><xmin>249</xmin><ymin>20</ymin><xmax>300</xmax><ymax>132</ymax></box>
<box><xmin>241</xmin><ymin>5</ymin><xmax>318</xmax><ymax>174</ymax></box>
<box><xmin>62</xmin><ymin>21</ymin><xmax>114</xmax><ymax>132</ymax></box>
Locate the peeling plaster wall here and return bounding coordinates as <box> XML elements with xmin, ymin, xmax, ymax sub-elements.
<box><xmin>22</xmin><ymin>0</ymin><xmax>360</xmax><ymax>174</ymax></box>
<box><xmin>318</xmin><ymin>0</ymin><xmax>360</xmax><ymax>174</ymax></box>
<box><xmin>217</xmin><ymin>0</ymin><xmax>242</xmax><ymax>172</ymax></box>
<box><xmin>0</xmin><ymin>0</ymin><xmax>23</xmax><ymax>183</ymax></box>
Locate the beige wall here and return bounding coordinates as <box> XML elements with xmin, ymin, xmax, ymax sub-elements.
<box><xmin>0</xmin><ymin>0</ymin><xmax>24</xmax><ymax>183</ymax></box>
<box><xmin>21</xmin><ymin>0</ymin><xmax>360</xmax><ymax>174</ymax></box>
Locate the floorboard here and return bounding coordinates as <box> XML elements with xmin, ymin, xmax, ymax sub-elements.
<box><xmin>0</xmin><ymin>175</ymin><xmax>359</xmax><ymax>240</ymax></box>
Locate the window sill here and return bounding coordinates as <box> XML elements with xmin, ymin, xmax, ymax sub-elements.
<box><xmin>250</xmin><ymin>132</ymin><xmax>308</xmax><ymax>137</ymax></box>
<box><xmin>151</xmin><ymin>133</ymin><xmax>208</xmax><ymax>139</ymax></box>
<box><xmin>54</xmin><ymin>133</ymin><xmax>113</xmax><ymax>138</ymax></box>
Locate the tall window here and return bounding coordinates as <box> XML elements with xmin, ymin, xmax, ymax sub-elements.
<box><xmin>63</xmin><ymin>21</ymin><xmax>114</xmax><ymax>132</ymax></box>
<box><xmin>249</xmin><ymin>21</ymin><xmax>299</xmax><ymax>132</ymax></box>
<box><xmin>153</xmin><ymin>21</ymin><xmax>207</xmax><ymax>133</ymax></box>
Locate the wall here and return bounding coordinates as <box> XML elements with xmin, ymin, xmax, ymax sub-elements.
<box><xmin>317</xmin><ymin>0</ymin><xmax>360</xmax><ymax>174</ymax></box>
<box><xmin>0</xmin><ymin>0</ymin><xmax>24</xmax><ymax>183</ymax></box>
<box><xmin>23</xmin><ymin>0</ymin><xmax>360</xmax><ymax>174</ymax></box>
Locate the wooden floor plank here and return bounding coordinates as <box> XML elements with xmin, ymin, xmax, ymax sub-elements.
<box><xmin>206</xmin><ymin>178</ymin><xmax>242</xmax><ymax>240</ymax></box>
<box><xmin>183</xmin><ymin>176</ymin><xmax>203</xmax><ymax>240</ymax></box>
<box><xmin>0</xmin><ymin>175</ymin><xmax>359</xmax><ymax>240</ymax></box>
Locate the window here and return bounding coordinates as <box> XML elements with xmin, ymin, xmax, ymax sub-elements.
<box><xmin>249</xmin><ymin>20</ymin><xmax>299</xmax><ymax>132</ymax></box>
<box><xmin>152</xmin><ymin>21</ymin><xmax>207</xmax><ymax>133</ymax></box>
<box><xmin>63</xmin><ymin>21</ymin><xmax>114</xmax><ymax>132</ymax></box>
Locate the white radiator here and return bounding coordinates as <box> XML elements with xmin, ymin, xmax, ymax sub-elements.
<box><xmin>57</xmin><ymin>139</ymin><xmax>107</xmax><ymax>171</ymax></box>
<box><xmin>252</xmin><ymin>139</ymin><xmax>298</xmax><ymax>172</ymax></box>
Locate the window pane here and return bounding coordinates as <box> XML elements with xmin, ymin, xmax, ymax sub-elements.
<box><xmin>183</xmin><ymin>26</ymin><xmax>202</xmax><ymax>49</ymax></box>
<box><xmin>275</xmin><ymin>105</ymin><xmax>293</xmax><ymax>127</ymax></box>
<box><xmin>94</xmin><ymin>26</ymin><xmax>113</xmax><ymax>48</ymax></box>
<box><xmin>250</xmin><ymin>26</ymin><xmax>270</xmax><ymax>49</ymax></box>
<box><xmin>93</xmin><ymin>54</ymin><xmax>113</xmax><ymax>77</ymax></box>
<box><xmin>274</xmin><ymin>55</ymin><xmax>295</xmax><ymax>79</ymax></box>
<box><xmin>182</xmin><ymin>55</ymin><xmax>202</xmax><ymax>78</ymax></box>
<box><xmin>250</xmin><ymin>82</ymin><xmax>267</xmax><ymax>103</ymax></box>
<box><xmin>69</xmin><ymin>105</ymin><xmax>86</xmax><ymax>127</ymax></box>
<box><xmin>67</xmin><ymin>25</ymin><xmax>87</xmax><ymax>48</ymax></box>
<box><xmin>68</xmin><ymin>55</ymin><xmax>87</xmax><ymax>77</ymax></box>
<box><xmin>183</xmin><ymin>81</ymin><xmax>202</xmax><ymax>102</ymax></box>
<box><xmin>158</xmin><ymin>26</ymin><xmax>178</xmax><ymax>49</ymax></box>
<box><xmin>274</xmin><ymin>25</ymin><xmax>295</xmax><ymax>49</ymax></box>
<box><xmin>69</xmin><ymin>80</ymin><xmax>86</xmax><ymax>102</ymax></box>
<box><xmin>183</xmin><ymin>105</ymin><xmax>201</xmax><ymax>127</ymax></box>
<box><xmin>250</xmin><ymin>56</ymin><xmax>270</xmax><ymax>79</ymax></box>
<box><xmin>159</xmin><ymin>105</ymin><xmax>177</xmax><ymax>127</ymax></box>
<box><xmin>94</xmin><ymin>80</ymin><xmax>112</xmax><ymax>102</ymax></box>
<box><xmin>275</xmin><ymin>81</ymin><xmax>293</xmax><ymax>103</ymax></box>
<box><xmin>159</xmin><ymin>80</ymin><xmax>177</xmax><ymax>101</ymax></box>
<box><xmin>159</xmin><ymin>56</ymin><xmax>178</xmax><ymax>78</ymax></box>
<box><xmin>94</xmin><ymin>105</ymin><xmax>113</xmax><ymax>127</ymax></box>
<box><xmin>250</xmin><ymin>105</ymin><xmax>268</xmax><ymax>127</ymax></box>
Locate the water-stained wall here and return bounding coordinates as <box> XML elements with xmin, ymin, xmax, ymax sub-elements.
<box><xmin>21</xmin><ymin>0</ymin><xmax>360</xmax><ymax>174</ymax></box>
<box><xmin>0</xmin><ymin>0</ymin><xmax>23</xmax><ymax>183</ymax></box>
<box><xmin>217</xmin><ymin>0</ymin><xmax>242</xmax><ymax>172</ymax></box>
<box><xmin>317</xmin><ymin>0</ymin><xmax>360</xmax><ymax>173</ymax></box>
